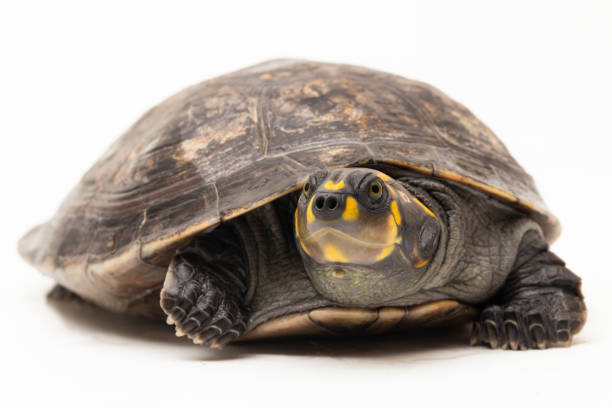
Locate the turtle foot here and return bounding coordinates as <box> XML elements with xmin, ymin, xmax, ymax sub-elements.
<box><xmin>470</xmin><ymin>291</ymin><xmax>585</xmax><ymax>350</ymax></box>
<box><xmin>160</xmin><ymin>255</ymin><xmax>248</xmax><ymax>348</ymax></box>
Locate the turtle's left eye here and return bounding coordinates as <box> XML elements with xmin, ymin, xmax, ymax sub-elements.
<box><xmin>303</xmin><ymin>181</ymin><xmax>312</xmax><ymax>198</ymax></box>
<box><xmin>368</xmin><ymin>180</ymin><xmax>383</xmax><ymax>199</ymax></box>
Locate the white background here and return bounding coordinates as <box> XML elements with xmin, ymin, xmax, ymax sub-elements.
<box><xmin>1</xmin><ymin>1</ymin><xmax>611</xmax><ymax>407</ymax></box>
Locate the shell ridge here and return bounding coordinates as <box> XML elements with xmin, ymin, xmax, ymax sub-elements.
<box><xmin>255</xmin><ymin>94</ymin><xmax>270</xmax><ymax>157</ymax></box>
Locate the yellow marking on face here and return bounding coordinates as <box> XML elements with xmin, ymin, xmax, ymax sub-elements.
<box><xmin>294</xmin><ymin>208</ymin><xmax>299</xmax><ymax>230</ymax></box>
<box><xmin>342</xmin><ymin>196</ymin><xmax>359</xmax><ymax>221</ymax></box>
<box><xmin>415</xmin><ymin>259</ymin><xmax>429</xmax><ymax>268</ymax></box>
<box><xmin>390</xmin><ymin>200</ymin><xmax>401</xmax><ymax>225</ymax></box>
<box><xmin>387</xmin><ymin>214</ymin><xmax>398</xmax><ymax>238</ymax></box>
<box><xmin>388</xmin><ymin>185</ymin><xmax>397</xmax><ymax>198</ymax></box>
<box><xmin>413</xmin><ymin>198</ymin><xmax>436</xmax><ymax>218</ymax></box>
<box><xmin>375</xmin><ymin>245</ymin><xmax>395</xmax><ymax>261</ymax></box>
<box><xmin>306</xmin><ymin>198</ymin><xmax>315</xmax><ymax>224</ymax></box>
<box><xmin>299</xmin><ymin>238</ymin><xmax>311</xmax><ymax>256</ymax></box>
<box><xmin>332</xmin><ymin>269</ymin><xmax>345</xmax><ymax>278</ymax></box>
<box><xmin>323</xmin><ymin>180</ymin><xmax>345</xmax><ymax>190</ymax></box>
<box><xmin>323</xmin><ymin>243</ymin><xmax>348</xmax><ymax>263</ymax></box>
<box><xmin>378</xmin><ymin>173</ymin><xmax>392</xmax><ymax>181</ymax></box>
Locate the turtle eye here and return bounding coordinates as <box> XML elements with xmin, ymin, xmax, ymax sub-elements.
<box><xmin>368</xmin><ymin>180</ymin><xmax>383</xmax><ymax>199</ymax></box>
<box><xmin>303</xmin><ymin>181</ymin><xmax>312</xmax><ymax>198</ymax></box>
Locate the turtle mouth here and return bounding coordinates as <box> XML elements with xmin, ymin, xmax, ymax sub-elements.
<box><xmin>297</xmin><ymin>225</ymin><xmax>398</xmax><ymax>265</ymax></box>
<box><xmin>293</xmin><ymin>175</ymin><xmax>402</xmax><ymax>265</ymax></box>
<box><xmin>302</xmin><ymin>227</ymin><xmax>394</xmax><ymax>249</ymax></box>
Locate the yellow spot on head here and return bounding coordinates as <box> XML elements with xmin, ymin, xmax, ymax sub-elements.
<box><xmin>332</xmin><ymin>269</ymin><xmax>345</xmax><ymax>278</ymax></box>
<box><xmin>387</xmin><ymin>214</ymin><xmax>398</xmax><ymax>238</ymax></box>
<box><xmin>375</xmin><ymin>245</ymin><xmax>395</xmax><ymax>261</ymax></box>
<box><xmin>388</xmin><ymin>185</ymin><xmax>397</xmax><ymax>198</ymax></box>
<box><xmin>323</xmin><ymin>243</ymin><xmax>347</xmax><ymax>263</ymax></box>
<box><xmin>378</xmin><ymin>173</ymin><xmax>392</xmax><ymax>181</ymax></box>
<box><xmin>307</xmin><ymin>198</ymin><xmax>315</xmax><ymax>224</ymax></box>
<box><xmin>390</xmin><ymin>201</ymin><xmax>401</xmax><ymax>225</ymax></box>
<box><xmin>299</xmin><ymin>238</ymin><xmax>311</xmax><ymax>256</ymax></box>
<box><xmin>323</xmin><ymin>180</ymin><xmax>345</xmax><ymax>190</ymax></box>
<box><xmin>368</xmin><ymin>214</ymin><xmax>400</xmax><ymax>262</ymax></box>
<box><xmin>342</xmin><ymin>197</ymin><xmax>359</xmax><ymax>221</ymax></box>
<box><xmin>415</xmin><ymin>259</ymin><xmax>429</xmax><ymax>268</ymax></box>
<box><xmin>413</xmin><ymin>198</ymin><xmax>436</xmax><ymax>219</ymax></box>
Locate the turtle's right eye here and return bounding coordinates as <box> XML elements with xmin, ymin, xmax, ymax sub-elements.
<box><xmin>368</xmin><ymin>180</ymin><xmax>383</xmax><ymax>200</ymax></box>
<box><xmin>303</xmin><ymin>181</ymin><xmax>312</xmax><ymax>197</ymax></box>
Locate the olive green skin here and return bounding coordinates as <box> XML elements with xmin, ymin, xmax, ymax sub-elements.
<box><xmin>18</xmin><ymin>59</ymin><xmax>558</xmax><ymax>322</ymax></box>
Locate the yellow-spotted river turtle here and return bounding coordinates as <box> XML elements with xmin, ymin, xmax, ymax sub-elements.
<box><xmin>19</xmin><ymin>60</ymin><xmax>586</xmax><ymax>350</ymax></box>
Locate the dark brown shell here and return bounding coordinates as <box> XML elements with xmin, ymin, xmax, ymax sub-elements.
<box><xmin>19</xmin><ymin>59</ymin><xmax>559</xmax><ymax>312</ymax></box>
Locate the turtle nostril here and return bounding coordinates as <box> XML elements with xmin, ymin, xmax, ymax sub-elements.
<box><xmin>327</xmin><ymin>196</ymin><xmax>338</xmax><ymax>210</ymax></box>
<box><xmin>315</xmin><ymin>196</ymin><xmax>325</xmax><ymax>210</ymax></box>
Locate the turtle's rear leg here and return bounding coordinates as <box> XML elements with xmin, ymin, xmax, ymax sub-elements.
<box><xmin>471</xmin><ymin>230</ymin><xmax>586</xmax><ymax>350</ymax></box>
<box><xmin>160</xmin><ymin>225</ymin><xmax>249</xmax><ymax>348</ymax></box>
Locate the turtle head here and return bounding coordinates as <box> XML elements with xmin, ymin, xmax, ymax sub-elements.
<box><xmin>294</xmin><ymin>168</ymin><xmax>441</xmax><ymax>306</ymax></box>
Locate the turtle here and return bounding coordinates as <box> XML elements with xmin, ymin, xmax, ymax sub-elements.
<box><xmin>19</xmin><ymin>59</ymin><xmax>586</xmax><ymax>350</ymax></box>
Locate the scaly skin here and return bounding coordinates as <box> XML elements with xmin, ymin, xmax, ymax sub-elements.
<box><xmin>471</xmin><ymin>230</ymin><xmax>585</xmax><ymax>350</ymax></box>
<box><xmin>160</xmin><ymin>225</ymin><xmax>249</xmax><ymax>348</ymax></box>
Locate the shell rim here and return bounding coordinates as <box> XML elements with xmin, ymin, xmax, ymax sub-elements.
<box><xmin>138</xmin><ymin>159</ymin><xmax>560</xmax><ymax>263</ymax></box>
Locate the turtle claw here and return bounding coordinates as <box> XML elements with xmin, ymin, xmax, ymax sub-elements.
<box><xmin>470</xmin><ymin>322</ymin><xmax>480</xmax><ymax>346</ymax></box>
<box><xmin>217</xmin><ymin>330</ymin><xmax>240</xmax><ymax>346</ymax></box>
<box><xmin>485</xmin><ymin>320</ymin><xmax>499</xmax><ymax>349</ymax></box>
<box><xmin>160</xmin><ymin>261</ymin><xmax>247</xmax><ymax>347</ymax></box>
<box><xmin>163</xmin><ymin>291</ymin><xmax>247</xmax><ymax>347</ymax></box>
<box><xmin>192</xmin><ymin>326</ymin><xmax>221</xmax><ymax>344</ymax></box>
<box><xmin>474</xmin><ymin>305</ymin><xmax>505</xmax><ymax>349</ymax></box>
<box><xmin>472</xmin><ymin>294</ymin><xmax>583</xmax><ymax>350</ymax></box>
<box><xmin>505</xmin><ymin>321</ymin><xmax>520</xmax><ymax>350</ymax></box>
<box><xmin>555</xmin><ymin>320</ymin><xmax>572</xmax><ymax>347</ymax></box>
<box><xmin>530</xmin><ymin>324</ymin><xmax>546</xmax><ymax>349</ymax></box>
<box><xmin>473</xmin><ymin>306</ymin><xmax>547</xmax><ymax>350</ymax></box>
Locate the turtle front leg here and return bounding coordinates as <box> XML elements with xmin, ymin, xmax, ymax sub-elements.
<box><xmin>471</xmin><ymin>230</ymin><xmax>586</xmax><ymax>350</ymax></box>
<box><xmin>160</xmin><ymin>225</ymin><xmax>249</xmax><ymax>348</ymax></box>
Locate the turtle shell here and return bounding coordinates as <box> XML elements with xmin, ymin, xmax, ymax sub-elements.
<box><xmin>19</xmin><ymin>59</ymin><xmax>559</xmax><ymax>313</ymax></box>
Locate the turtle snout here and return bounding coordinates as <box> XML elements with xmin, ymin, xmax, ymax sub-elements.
<box><xmin>312</xmin><ymin>193</ymin><xmax>345</xmax><ymax>220</ymax></box>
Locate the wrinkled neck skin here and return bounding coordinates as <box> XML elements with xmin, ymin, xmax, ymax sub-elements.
<box><xmin>397</xmin><ymin>177</ymin><xmax>464</xmax><ymax>301</ymax></box>
<box><xmin>358</xmin><ymin>173</ymin><xmax>530</xmax><ymax>307</ymax></box>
